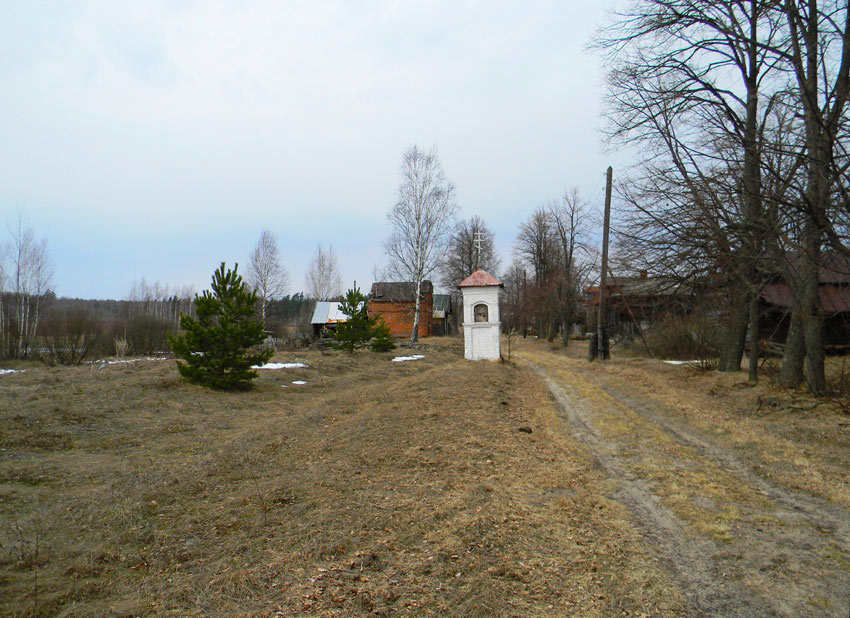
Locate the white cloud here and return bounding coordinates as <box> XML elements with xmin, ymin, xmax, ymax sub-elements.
<box><xmin>0</xmin><ymin>0</ymin><xmax>625</xmax><ymax>298</ymax></box>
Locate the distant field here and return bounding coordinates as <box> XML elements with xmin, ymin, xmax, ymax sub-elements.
<box><xmin>0</xmin><ymin>338</ymin><xmax>683</xmax><ymax>617</ymax></box>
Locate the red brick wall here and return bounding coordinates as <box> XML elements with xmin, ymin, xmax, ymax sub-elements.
<box><xmin>368</xmin><ymin>299</ymin><xmax>433</xmax><ymax>338</ymax></box>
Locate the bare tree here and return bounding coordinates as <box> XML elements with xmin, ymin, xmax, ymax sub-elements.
<box><xmin>247</xmin><ymin>229</ymin><xmax>290</xmax><ymax>322</ymax></box>
<box><xmin>127</xmin><ymin>278</ymin><xmax>195</xmax><ymax>326</ymax></box>
<box><xmin>513</xmin><ymin>195</ymin><xmax>592</xmax><ymax>344</ymax></box>
<box><xmin>595</xmin><ymin>0</ymin><xmax>788</xmax><ymax>378</ymax></box>
<box><xmin>501</xmin><ymin>257</ymin><xmax>530</xmax><ymax>336</ymax></box>
<box><xmin>5</xmin><ymin>213</ymin><xmax>54</xmax><ymax>358</ymax></box>
<box><xmin>549</xmin><ymin>189</ymin><xmax>592</xmax><ymax>345</ymax></box>
<box><xmin>385</xmin><ymin>145</ymin><xmax>458</xmax><ymax>342</ymax></box>
<box><xmin>441</xmin><ymin>216</ymin><xmax>501</xmax><ymax>287</ymax></box>
<box><xmin>515</xmin><ymin>206</ymin><xmax>558</xmax><ymax>337</ymax></box>
<box><xmin>0</xmin><ymin>242</ymin><xmax>6</xmax><ymax>358</ymax></box>
<box><xmin>305</xmin><ymin>244</ymin><xmax>343</xmax><ymax>301</ymax></box>
<box><xmin>774</xmin><ymin>0</ymin><xmax>850</xmax><ymax>393</ymax></box>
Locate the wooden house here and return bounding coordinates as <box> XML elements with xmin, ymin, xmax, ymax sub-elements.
<box><xmin>760</xmin><ymin>254</ymin><xmax>850</xmax><ymax>349</ymax></box>
<box><xmin>584</xmin><ymin>271</ymin><xmax>694</xmax><ymax>337</ymax></box>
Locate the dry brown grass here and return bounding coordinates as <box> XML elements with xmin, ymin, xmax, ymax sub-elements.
<box><xmin>515</xmin><ymin>337</ymin><xmax>850</xmax><ymax>615</ymax></box>
<box><xmin>520</xmin><ymin>337</ymin><xmax>850</xmax><ymax>511</ymax></box>
<box><xmin>608</xmin><ymin>347</ymin><xmax>849</xmax><ymax>507</ymax></box>
<box><xmin>0</xmin><ymin>340</ymin><xmax>683</xmax><ymax>617</ymax></box>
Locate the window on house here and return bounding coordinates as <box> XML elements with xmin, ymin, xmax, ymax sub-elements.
<box><xmin>474</xmin><ymin>303</ymin><xmax>489</xmax><ymax>323</ymax></box>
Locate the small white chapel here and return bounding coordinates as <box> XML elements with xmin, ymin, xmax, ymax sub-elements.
<box><xmin>457</xmin><ymin>269</ymin><xmax>503</xmax><ymax>361</ymax></box>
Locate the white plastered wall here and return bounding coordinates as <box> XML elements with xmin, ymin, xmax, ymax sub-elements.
<box><xmin>460</xmin><ymin>285</ymin><xmax>501</xmax><ymax>361</ymax></box>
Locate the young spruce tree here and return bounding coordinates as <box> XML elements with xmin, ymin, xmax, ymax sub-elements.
<box><xmin>169</xmin><ymin>262</ymin><xmax>272</xmax><ymax>390</ymax></box>
<box><xmin>332</xmin><ymin>285</ymin><xmax>374</xmax><ymax>352</ymax></box>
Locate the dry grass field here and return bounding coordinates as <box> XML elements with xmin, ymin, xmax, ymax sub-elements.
<box><xmin>514</xmin><ymin>337</ymin><xmax>850</xmax><ymax>617</ymax></box>
<box><xmin>0</xmin><ymin>339</ymin><xmax>685</xmax><ymax>618</ymax></box>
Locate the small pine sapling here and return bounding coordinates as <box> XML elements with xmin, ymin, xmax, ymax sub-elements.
<box><xmin>332</xmin><ymin>285</ymin><xmax>374</xmax><ymax>352</ymax></box>
<box><xmin>371</xmin><ymin>316</ymin><xmax>397</xmax><ymax>352</ymax></box>
<box><xmin>169</xmin><ymin>262</ymin><xmax>273</xmax><ymax>390</ymax></box>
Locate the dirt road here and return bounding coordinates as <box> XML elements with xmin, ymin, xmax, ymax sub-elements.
<box><xmin>517</xmin><ymin>341</ymin><xmax>850</xmax><ymax>618</ymax></box>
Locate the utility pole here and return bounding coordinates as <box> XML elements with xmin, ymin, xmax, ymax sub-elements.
<box><xmin>595</xmin><ymin>166</ymin><xmax>613</xmax><ymax>361</ymax></box>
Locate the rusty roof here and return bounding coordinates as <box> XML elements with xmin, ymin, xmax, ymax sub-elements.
<box><xmin>369</xmin><ymin>281</ymin><xmax>433</xmax><ymax>302</ymax></box>
<box><xmin>457</xmin><ymin>269</ymin><xmax>503</xmax><ymax>288</ymax></box>
<box><xmin>762</xmin><ymin>283</ymin><xmax>850</xmax><ymax>314</ymax></box>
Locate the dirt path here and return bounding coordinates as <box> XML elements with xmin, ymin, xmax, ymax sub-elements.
<box><xmin>517</xmin><ymin>344</ymin><xmax>850</xmax><ymax>618</ymax></box>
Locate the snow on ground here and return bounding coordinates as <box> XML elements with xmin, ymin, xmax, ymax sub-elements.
<box><xmin>253</xmin><ymin>362</ymin><xmax>309</xmax><ymax>369</ymax></box>
<box><xmin>291</xmin><ymin>380</ymin><xmax>307</xmax><ymax>385</ymax></box>
<box><xmin>0</xmin><ymin>369</ymin><xmax>23</xmax><ymax>375</ymax></box>
<box><xmin>93</xmin><ymin>358</ymin><xmax>170</xmax><ymax>365</ymax></box>
<box><xmin>662</xmin><ymin>360</ymin><xmax>702</xmax><ymax>366</ymax></box>
<box><xmin>392</xmin><ymin>355</ymin><xmax>425</xmax><ymax>363</ymax></box>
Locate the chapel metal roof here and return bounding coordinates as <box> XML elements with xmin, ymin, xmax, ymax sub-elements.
<box><xmin>457</xmin><ymin>269</ymin><xmax>503</xmax><ymax>288</ymax></box>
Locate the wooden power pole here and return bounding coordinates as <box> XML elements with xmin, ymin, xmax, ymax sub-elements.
<box><xmin>596</xmin><ymin>166</ymin><xmax>613</xmax><ymax>361</ymax></box>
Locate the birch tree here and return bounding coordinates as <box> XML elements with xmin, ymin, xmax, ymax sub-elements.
<box><xmin>385</xmin><ymin>145</ymin><xmax>458</xmax><ymax>342</ymax></box>
<box><xmin>305</xmin><ymin>244</ymin><xmax>343</xmax><ymax>301</ymax></box>
<box><xmin>0</xmin><ymin>243</ymin><xmax>6</xmax><ymax>357</ymax></box>
<box><xmin>6</xmin><ymin>214</ymin><xmax>54</xmax><ymax>358</ymax></box>
<box><xmin>247</xmin><ymin>229</ymin><xmax>290</xmax><ymax>322</ymax></box>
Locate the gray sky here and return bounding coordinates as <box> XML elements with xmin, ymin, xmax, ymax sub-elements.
<box><xmin>1</xmin><ymin>0</ymin><xmax>624</xmax><ymax>299</ymax></box>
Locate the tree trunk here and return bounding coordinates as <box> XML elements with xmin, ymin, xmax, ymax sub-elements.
<box><xmin>800</xmin><ymin>239</ymin><xmax>826</xmax><ymax>394</ymax></box>
<box><xmin>780</xmin><ymin>312</ymin><xmax>805</xmax><ymax>388</ymax></box>
<box><xmin>410</xmin><ymin>279</ymin><xmax>422</xmax><ymax>343</ymax></box>
<box><xmin>719</xmin><ymin>295</ymin><xmax>748</xmax><ymax>371</ymax></box>
<box><xmin>748</xmin><ymin>293</ymin><xmax>760</xmax><ymax>384</ymax></box>
<box><xmin>561</xmin><ymin>313</ymin><xmax>570</xmax><ymax>347</ymax></box>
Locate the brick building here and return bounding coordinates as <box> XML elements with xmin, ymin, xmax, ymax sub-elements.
<box><xmin>368</xmin><ymin>281</ymin><xmax>434</xmax><ymax>338</ymax></box>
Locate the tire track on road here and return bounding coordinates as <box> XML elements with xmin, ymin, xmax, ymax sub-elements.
<box><xmin>521</xmin><ymin>354</ymin><xmax>850</xmax><ymax>617</ymax></box>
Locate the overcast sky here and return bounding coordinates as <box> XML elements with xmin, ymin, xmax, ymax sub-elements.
<box><xmin>1</xmin><ymin>0</ymin><xmax>625</xmax><ymax>300</ymax></box>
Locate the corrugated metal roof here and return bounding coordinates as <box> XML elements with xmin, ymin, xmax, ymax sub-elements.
<box><xmin>820</xmin><ymin>254</ymin><xmax>850</xmax><ymax>283</ymax></box>
<box><xmin>762</xmin><ymin>283</ymin><xmax>850</xmax><ymax>313</ymax></box>
<box><xmin>457</xmin><ymin>269</ymin><xmax>503</xmax><ymax>288</ymax></box>
<box><xmin>777</xmin><ymin>252</ymin><xmax>850</xmax><ymax>284</ymax></box>
<box><xmin>433</xmin><ymin>294</ymin><xmax>452</xmax><ymax>313</ymax></box>
<box><xmin>584</xmin><ymin>277</ymin><xmax>689</xmax><ymax>304</ymax></box>
<box><xmin>310</xmin><ymin>301</ymin><xmax>350</xmax><ymax>324</ymax></box>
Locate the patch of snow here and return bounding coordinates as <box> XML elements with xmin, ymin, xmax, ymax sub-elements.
<box><xmin>92</xmin><ymin>357</ymin><xmax>169</xmax><ymax>365</ymax></box>
<box><xmin>253</xmin><ymin>362</ymin><xmax>309</xmax><ymax>369</ymax></box>
<box><xmin>110</xmin><ymin>358</ymin><xmax>168</xmax><ymax>365</ymax></box>
<box><xmin>292</xmin><ymin>380</ymin><xmax>308</xmax><ymax>385</ymax></box>
<box><xmin>392</xmin><ymin>354</ymin><xmax>425</xmax><ymax>363</ymax></box>
<box><xmin>0</xmin><ymin>369</ymin><xmax>23</xmax><ymax>375</ymax></box>
<box><xmin>281</xmin><ymin>385</ymin><xmax>289</xmax><ymax>388</ymax></box>
<box><xmin>662</xmin><ymin>360</ymin><xmax>702</xmax><ymax>366</ymax></box>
